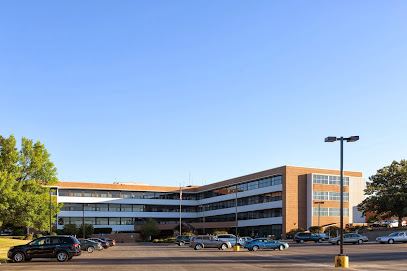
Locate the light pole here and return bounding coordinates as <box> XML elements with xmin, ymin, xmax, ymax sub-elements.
<box><xmin>234</xmin><ymin>184</ymin><xmax>239</xmax><ymax>251</ymax></box>
<box><xmin>314</xmin><ymin>201</ymin><xmax>325</xmax><ymax>232</ymax></box>
<box><xmin>48</xmin><ymin>187</ymin><xmax>57</xmax><ymax>235</ymax></box>
<box><xmin>325</xmin><ymin>135</ymin><xmax>359</xmax><ymax>267</ymax></box>
<box><xmin>82</xmin><ymin>203</ymin><xmax>89</xmax><ymax>239</ymax></box>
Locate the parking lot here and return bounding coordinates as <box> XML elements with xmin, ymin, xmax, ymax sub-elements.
<box><xmin>1</xmin><ymin>241</ymin><xmax>407</xmax><ymax>271</ymax></box>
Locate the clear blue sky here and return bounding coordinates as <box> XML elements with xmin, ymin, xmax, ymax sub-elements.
<box><xmin>1</xmin><ymin>1</ymin><xmax>406</xmax><ymax>186</ymax></box>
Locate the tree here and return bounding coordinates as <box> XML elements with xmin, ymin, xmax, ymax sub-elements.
<box><xmin>140</xmin><ymin>218</ymin><xmax>160</xmax><ymax>238</ymax></box>
<box><xmin>0</xmin><ymin>135</ymin><xmax>61</xmax><ymax>230</ymax></box>
<box><xmin>308</xmin><ymin>226</ymin><xmax>323</xmax><ymax>233</ymax></box>
<box><xmin>79</xmin><ymin>224</ymin><xmax>94</xmax><ymax>238</ymax></box>
<box><xmin>358</xmin><ymin>160</ymin><xmax>407</xmax><ymax>228</ymax></box>
<box><xmin>62</xmin><ymin>224</ymin><xmax>78</xmax><ymax>236</ymax></box>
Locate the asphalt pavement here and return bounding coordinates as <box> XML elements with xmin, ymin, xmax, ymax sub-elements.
<box><xmin>1</xmin><ymin>241</ymin><xmax>407</xmax><ymax>270</ymax></box>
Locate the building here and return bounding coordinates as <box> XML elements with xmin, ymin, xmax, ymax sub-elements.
<box><xmin>54</xmin><ymin>166</ymin><xmax>366</xmax><ymax>238</ymax></box>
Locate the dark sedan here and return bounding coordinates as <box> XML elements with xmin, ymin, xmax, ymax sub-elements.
<box><xmin>88</xmin><ymin>238</ymin><xmax>110</xmax><ymax>249</ymax></box>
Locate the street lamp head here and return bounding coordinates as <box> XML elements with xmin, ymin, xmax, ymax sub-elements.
<box><xmin>347</xmin><ymin>136</ymin><xmax>359</xmax><ymax>142</ymax></box>
<box><xmin>325</xmin><ymin>137</ymin><xmax>337</xmax><ymax>142</ymax></box>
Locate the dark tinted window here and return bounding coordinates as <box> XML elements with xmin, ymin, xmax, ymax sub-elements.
<box><xmin>202</xmin><ymin>236</ymin><xmax>210</xmax><ymax>240</ymax></box>
<box><xmin>60</xmin><ymin>237</ymin><xmax>74</xmax><ymax>244</ymax></box>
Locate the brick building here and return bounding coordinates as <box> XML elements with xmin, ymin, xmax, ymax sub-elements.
<box><xmin>54</xmin><ymin>165</ymin><xmax>365</xmax><ymax>238</ymax></box>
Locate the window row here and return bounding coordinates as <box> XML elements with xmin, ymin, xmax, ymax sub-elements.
<box><xmin>312</xmin><ymin>175</ymin><xmax>349</xmax><ymax>186</ymax></box>
<box><xmin>201</xmin><ymin>175</ymin><xmax>282</xmax><ymax>199</ymax></box>
<box><xmin>60</xmin><ymin>203</ymin><xmax>197</xmax><ymax>213</ymax></box>
<box><xmin>313</xmin><ymin>191</ymin><xmax>349</xmax><ymax>201</ymax></box>
<box><xmin>59</xmin><ymin>190</ymin><xmax>197</xmax><ymax>200</ymax></box>
<box><xmin>58</xmin><ymin>208</ymin><xmax>283</xmax><ymax>226</ymax></box>
<box><xmin>200</xmin><ymin>192</ymin><xmax>282</xmax><ymax>211</ymax></box>
<box><xmin>312</xmin><ymin>207</ymin><xmax>349</xmax><ymax>217</ymax></box>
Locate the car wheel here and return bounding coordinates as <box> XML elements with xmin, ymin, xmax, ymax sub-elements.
<box><xmin>12</xmin><ymin>252</ymin><xmax>25</xmax><ymax>263</ymax></box>
<box><xmin>179</xmin><ymin>241</ymin><xmax>185</xmax><ymax>246</ymax></box>
<box><xmin>337</xmin><ymin>240</ymin><xmax>341</xmax><ymax>245</ymax></box>
<box><xmin>279</xmin><ymin>245</ymin><xmax>285</xmax><ymax>251</ymax></box>
<box><xmin>300</xmin><ymin>239</ymin><xmax>304</xmax><ymax>244</ymax></box>
<box><xmin>56</xmin><ymin>251</ymin><xmax>69</xmax><ymax>262</ymax></box>
<box><xmin>318</xmin><ymin>239</ymin><xmax>322</xmax><ymax>243</ymax></box>
<box><xmin>389</xmin><ymin>224</ymin><xmax>393</xmax><ymax>228</ymax></box>
<box><xmin>358</xmin><ymin>239</ymin><xmax>363</xmax><ymax>245</ymax></box>
<box><xmin>87</xmin><ymin>246</ymin><xmax>94</xmax><ymax>253</ymax></box>
<box><xmin>220</xmin><ymin>244</ymin><xmax>228</xmax><ymax>250</ymax></box>
<box><xmin>388</xmin><ymin>239</ymin><xmax>394</xmax><ymax>244</ymax></box>
<box><xmin>252</xmin><ymin>245</ymin><xmax>259</xmax><ymax>251</ymax></box>
<box><xmin>195</xmin><ymin>244</ymin><xmax>202</xmax><ymax>250</ymax></box>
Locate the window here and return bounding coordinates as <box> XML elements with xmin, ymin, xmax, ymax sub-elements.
<box><xmin>313</xmin><ymin>207</ymin><xmax>329</xmax><ymax>217</ymax></box>
<box><xmin>109</xmin><ymin>191</ymin><xmax>121</xmax><ymax>198</ymax></box>
<box><xmin>258</xmin><ymin>178</ymin><xmax>271</xmax><ymax>188</ymax></box>
<box><xmin>313</xmin><ymin>207</ymin><xmax>349</xmax><ymax>217</ymax></box>
<box><xmin>271</xmin><ymin>176</ymin><xmax>282</xmax><ymax>185</ymax></box>
<box><xmin>83</xmin><ymin>190</ymin><xmax>96</xmax><ymax>197</ymax></box>
<box><xmin>59</xmin><ymin>190</ymin><xmax>70</xmax><ymax>196</ymax></box>
<box><xmin>133</xmin><ymin>205</ymin><xmax>144</xmax><ymax>212</ymax></box>
<box><xmin>121</xmin><ymin>205</ymin><xmax>132</xmax><ymax>212</ymax></box>
<box><xmin>313</xmin><ymin>175</ymin><xmax>329</xmax><ymax>184</ymax></box>
<box><xmin>96</xmin><ymin>191</ymin><xmax>109</xmax><ymax>198</ymax></box>
<box><xmin>121</xmin><ymin>191</ymin><xmax>132</xmax><ymax>198</ymax></box>
<box><xmin>313</xmin><ymin>191</ymin><xmax>329</xmax><ymax>200</ymax></box>
<box><xmin>96</xmin><ymin>217</ymin><xmax>108</xmax><ymax>225</ymax></box>
<box><xmin>109</xmin><ymin>204</ymin><xmax>120</xmax><ymax>212</ymax></box>
<box><xmin>248</xmin><ymin>181</ymin><xmax>259</xmax><ymax>190</ymax></box>
<box><xmin>133</xmin><ymin>192</ymin><xmax>143</xmax><ymax>199</ymax></box>
<box><xmin>109</xmin><ymin>217</ymin><xmax>120</xmax><ymax>225</ymax></box>
<box><xmin>143</xmin><ymin>192</ymin><xmax>155</xmax><ymax>199</ymax></box>
<box><xmin>71</xmin><ymin>190</ymin><xmax>83</xmax><ymax>197</ymax></box>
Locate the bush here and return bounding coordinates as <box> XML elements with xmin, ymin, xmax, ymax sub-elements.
<box><xmin>55</xmin><ymin>229</ymin><xmax>64</xmax><ymax>235</ymax></box>
<box><xmin>79</xmin><ymin>224</ymin><xmax>94</xmax><ymax>238</ymax></box>
<box><xmin>51</xmin><ymin>232</ymin><xmax>57</xmax><ymax>236</ymax></box>
<box><xmin>35</xmin><ymin>234</ymin><xmax>43</xmax><ymax>238</ymax></box>
<box><xmin>324</xmin><ymin>226</ymin><xmax>340</xmax><ymax>237</ymax></box>
<box><xmin>212</xmin><ymin>230</ymin><xmax>228</xmax><ymax>235</ymax></box>
<box><xmin>152</xmin><ymin>239</ymin><xmax>160</xmax><ymax>243</ymax></box>
<box><xmin>287</xmin><ymin>228</ymin><xmax>305</xmax><ymax>238</ymax></box>
<box><xmin>181</xmin><ymin>232</ymin><xmax>194</xmax><ymax>236</ymax></box>
<box><xmin>14</xmin><ymin>229</ymin><xmax>25</xmax><ymax>236</ymax></box>
<box><xmin>94</xmin><ymin>227</ymin><xmax>112</xmax><ymax>234</ymax></box>
<box><xmin>367</xmin><ymin>227</ymin><xmax>373</xmax><ymax>231</ymax></box>
<box><xmin>62</xmin><ymin>224</ymin><xmax>78</xmax><ymax>236</ymax></box>
<box><xmin>24</xmin><ymin>234</ymin><xmax>33</xmax><ymax>240</ymax></box>
<box><xmin>308</xmin><ymin>226</ymin><xmax>323</xmax><ymax>233</ymax></box>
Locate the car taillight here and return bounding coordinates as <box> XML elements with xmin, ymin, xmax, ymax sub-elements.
<box><xmin>74</xmin><ymin>243</ymin><xmax>79</xmax><ymax>249</ymax></box>
<box><xmin>246</xmin><ymin>242</ymin><xmax>251</xmax><ymax>244</ymax></box>
<box><xmin>106</xmin><ymin>242</ymin><xmax>108</xmax><ymax>246</ymax></box>
<box><xmin>191</xmin><ymin>239</ymin><xmax>194</xmax><ymax>242</ymax></box>
<box><xmin>98</xmin><ymin>242</ymin><xmax>101</xmax><ymax>246</ymax></box>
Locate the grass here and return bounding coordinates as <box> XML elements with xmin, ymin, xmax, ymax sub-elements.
<box><xmin>0</xmin><ymin>238</ymin><xmax>30</xmax><ymax>262</ymax></box>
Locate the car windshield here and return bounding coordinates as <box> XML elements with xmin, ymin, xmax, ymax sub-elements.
<box><xmin>389</xmin><ymin>233</ymin><xmax>399</xmax><ymax>236</ymax></box>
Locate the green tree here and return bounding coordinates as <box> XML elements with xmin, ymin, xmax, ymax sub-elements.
<box><xmin>0</xmin><ymin>135</ymin><xmax>61</xmax><ymax>230</ymax></box>
<box><xmin>62</xmin><ymin>224</ymin><xmax>78</xmax><ymax>236</ymax></box>
<box><xmin>79</xmin><ymin>224</ymin><xmax>94</xmax><ymax>238</ymax></box>
<box><xmin>140</xmin><ymin>218</ymin><xmax>160</xmax><ymax>239</ymax></box>
<box><xmin>358</xmin><ymin>160</ymin><xmax>407</xmax><ymax>228</ymax></box>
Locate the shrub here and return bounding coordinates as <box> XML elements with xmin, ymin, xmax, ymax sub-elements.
<box><xmin>35</xmin><ymin>234</ymin><xmax>43</xmax><ymax>238</ymax></box>
<box><xmin>212</xmin><ymin>230</ymin><xmax>228</xmax><ymax>235</ymax></box>
<box><xmin>24</xmin><ymin>234</ymin><xmax>33</xmax><ymax>240</ymax></box>
<box><xmin>367</xmin><ymin>227</ymin><xmax>373</xmax><ymax>231</ymax></box>
<box><xmin>181</xmin><ymin>232</ymin><xmax>195</xmax><ymax>236</ymax></box>
<box><xmin>141</xmin><ymin>218</ymin><xmax>160</xmax><ymax>238</ymax></box>
<box><xmin>287</xmin><ymin>228</ymin><xmax>305</xmax><ymax>238</ymax></box>
<box><xmin>152</xmin><ymin>239</ymin><xmax>160</xmax><ymax>243</ymax></box>
<box><xmin>62</xmin><ymin>224</ymin><xmax>78</xmax><ymax>236</ymax></box>
<box><xmin>308</xmin><ymin>226</ymin><xmax>323</xmax><ymax>233</ymax></box>
<box><xmin>79</xmin><ymin>224</ymin><xmax>94</xmax><ymax>238</ymax></box>
<box><xmin>14</xmin><ymin>229</ymin><xmax>25</xmax><ymax>236</ymax></box>
<box><xmin>324</xmin><ymin>226</ymin><xmax>340</xmax><ymax>237</ymax></box>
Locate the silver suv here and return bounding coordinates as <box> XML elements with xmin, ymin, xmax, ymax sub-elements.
<box><xmin>216</xmin><ymin>234</ymin><xmax>241</xmax><ymax>246</ymax></box>
<box><xmin>189</xmin><ymin>235</ymin><xmax>231</xmax><ymax>250</ymax></box>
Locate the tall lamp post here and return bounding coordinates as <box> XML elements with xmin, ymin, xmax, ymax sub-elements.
<box><xmin>82</xmin><ymin>203</ymin><xmax>89</xmax><ymax>239</ymax></box>
<box><xmin>47</xmin><ymin>187</ymin><xmax>58</xmax><ymax>235</ymax></box>
<box><xmin>325</xmin><ymin>135</ymin><xmax>359</xmax><ymax>267</ymax></box>
<box><xmin>314</xmin><ymin>201</ymin><xmax>325</xmax><ymax>232</ymax></box>
<box><xmin>199</xmin><ymin>205</ymin><xmax>206</xmax><ymax>234</ymax></box>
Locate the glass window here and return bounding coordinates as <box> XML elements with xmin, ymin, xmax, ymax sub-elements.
<box><xmin>248</xmin><ymin>181</ymin><xmax>259</xmax><ymax>190</ymax></box>
<box><xmin>84</xmin><ymin>217</ymin><xmax>95</xmax><ymax>225</ymax></box>
<box><xmin>83</xmin><ymin>190</ymin><xmax>96</xmax><ymax>197</ymax></box>
<box><xmin>133</xmin><ymin>192</ymin><xmax>143</xmax><ymax>199</ymax></box>
<box><xmin>71</xmin><ymin>190</ymin><xmax>83</xmax><ymax>197</ymax></box>
<box><xmin>272</xmin><ymin>176</ymin><xmax>282</xmax><ymax>185</ymax></box>
<box><xmin>98</xmin><ymin>204</ymin><xmax>108</xmax><ymax>212</ymax></box>
<box><xmin>70</xmin><ymin>217</ymin><xmax>83</xmax><ymax>225</ymax></box>
<box><xmin>313</xmin><ymin>191</ymin><xmax>329</xmax><ymax>200</ymax></box>
<box><xmin>96</xmin><ymin>191</ymin><xmax>109</xmax><ymax>198</ymax></box>
<box><xmin>132</xmin><ymin>205</ymin><xmax>144</xmax><ymax>212</ymax></box>
<box><xmin>109</xmin><ymin>191</ymin><xmax>121</xmax><ymax>198</ymax></box>
<box><xmin>59</xmin><ymin>190</ymin><xmax>70</xmax><ymax>196</ymax></box>
<box><xmin>313</xmin><ymin>175</ymin><xmax>329</xmax><ymax>184</ymax></box>
<box><xmin>121</xmin><ymin>191</ymin><xmax>132</xmax><ymax>198</ymax></box>
<box><xmin>109</xmin><ymin>217</ymin><xmax>120</xmax><ymax>225</ymax></box>
<box><xmin>121</xmin><ymin>218</ymin><xmax>133</xmax><ymax>225</ymax></box>
<box><xmin>121</xmin><ymin>204</ymin><xmax>132</xmax><ymax>212</ymax></box>
<box><xmin>109</xmin><ymin>204</ymin><xmax>120</xmax><ymax>212</ymax></box>
<box><xmin>237</xmin><ymin>183</ymin><xmax>248</xmax><ymax>192</ymax></box>
<box><xmin>96</xmin><ymin>217</ymin><xmax>108</xmax><ymax>225</ymax></box>
<box><xmin>258</xmin><ymin>178</ymin><xmax>271</xmax><ymax>188</ymax></box>
<box><xmin>143</xmin><ymin>192</ymin><xmax>155</xmax><ymax>199</ymax></box>
<box><xmin>69</xmin><ymin>203</ymin><xmax>83</xmax><ymax>211</ymax></box>
<box><xmin>313</xmin><ymin>207</ymin><xmax>329</xmax><ymax>217</ymax></box>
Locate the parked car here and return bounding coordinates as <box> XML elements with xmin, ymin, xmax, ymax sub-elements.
<box><xmin>371</xmin><ymin>221</ymin><xmax>382</xmax><ymax>227</ymax></box>
<box><xmin>8</xmin><ymin>235</ymin><xmax>81</xmax><ymax>263</ymax></box>
<box><xmin>329</xmin><ymin>233</ymin><xmax>368</xmax><ymax>245</ymax></box>
<box><xmin>189</xmin><ymin>235</ymin><xmax>231</xmax><ymax>250</ymax></box>
<box><xmin>100</xmin><ymin>238</ymin><xmax>116</xmax><ymax>246</ymax></box>
<box><xmin>294</xmin><ymin>232</ymin><xmax>324</xmax><ymax>243</ymax></box>
<box><xmin>176</xmin><ymin>235</ymin><xmax>192</xmax><ymax>246</ymax></box>
<box><xmin>385</xmin><ymin>220</ymin><xmax>399</xmax><ymax>228</ymax></box>
<box><xmin>79</xmin><ymin>239</ymin><xmax>103</xmax><ymax>253</ymax></box>
<box><xmin>216</xmin><ymin>234</ymin><xmax>242</xmax><ymax>247</ymax></box>
<box><xmin>88</xmin><ymin>238</ymin><xmax>110</xmax><ymax>249</ymax></box>
<box><xmin>244</xmin><ymin>238</ymin><xmax>289</xmax><ymax>251</ymax></box>
<box><xmin>239</xmin><ymin>236</ymin><xmax>253</xmax><ymax>246</ymax></box>
<box><xmin>376</xmin><ymin>232</ymin><xmax>407</xmax><ymax>244</ymax></box>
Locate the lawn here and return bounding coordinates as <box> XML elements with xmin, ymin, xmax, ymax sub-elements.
<box><xmin>0</xmin><ymin>238</ymin><xmax>30</xmax><ymax>262</ymax></box>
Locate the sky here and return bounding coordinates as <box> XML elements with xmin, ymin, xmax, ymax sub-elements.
<box><xmin>1</xmin><ymin>1</ymin><xmax>406</xmax><ymax>187</ymax></box>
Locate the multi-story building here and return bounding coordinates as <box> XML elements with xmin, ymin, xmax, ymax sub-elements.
<box><xmin>54</xmin><ymin>166</ymin><xmax>366</xmax><ymax>238</ymax></box>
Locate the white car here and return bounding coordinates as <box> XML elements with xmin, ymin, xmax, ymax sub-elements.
<box><xmin>376</xmin><ymin>232</ymin><xmax>407</xmax><ymax>244</ymax></box>
<box><xmin>239</xmin><ymin>236</ymin><xmax>253</xmax><ymax>246</ymax></box>
<box><xmin>385</xmin><ymin>220</ymin><xmax>399</xmax><ymax>228</ymax></box>
<box><xmin>216</xmin><ymin>234</ymin><xmax>242</xmax><ymax>247</ymax></box>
